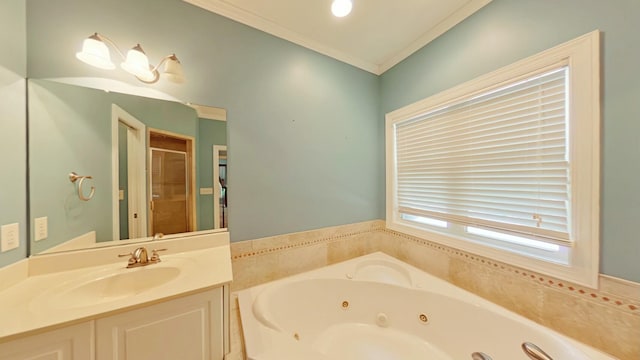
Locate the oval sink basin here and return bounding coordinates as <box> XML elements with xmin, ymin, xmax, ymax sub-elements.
<box><xmin>70</xmin><ymin>267</ymin><xmax>180</xmax><ymax>301</ymax></box>
<box><xmin>42</xmin><ymin>266</ymin><xmax>182</xmax><ymax>310</ymax></box>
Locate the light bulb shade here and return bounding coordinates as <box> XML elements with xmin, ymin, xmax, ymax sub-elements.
<box><xmin>331</xmin><ymin>0</ymin><xmax>352</xmax><ymax>17</ymax></box>
<box><xmin>163</xmin><ymin>55</ymin><xmax>185</xmax><ymax>84</ymax></box>
<box><xmin>76</xmin><ymin>34</ymin><xmax>115</xmax><ymax>70</ymax></box>
<box><xmin>120</xmin><ymin>44</ymin><xmax>156</xmax><ymax>82</ymax></box>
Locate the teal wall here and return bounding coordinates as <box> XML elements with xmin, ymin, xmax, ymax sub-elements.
<box><xmin>197</xmin><ymin>119</ymin><xmax>227</xmax><ymax>231</ymax></box>
<box><xmin>26</xmin><ymin>0</ymin><xmax>382</xmax><ymax>243</ymax></box>
<box><xmin>380</xmin><ymin>0</ymin><xmax>640</xmax><ymax>282</ymax></box>
<box><xmin>0</xmin><ymin>0</ymin><xmax>27</xmax><ymax>267</ymax></box>
<box><xmin>29</xmin><ymin>79</ymin><xmax>200</xmax><ymax>254</ymax></box>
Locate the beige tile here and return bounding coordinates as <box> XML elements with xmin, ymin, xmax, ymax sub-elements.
<box><xmin>326</xmin><ymin>237</ymin><xmax>356</xmax><ymax>264</ymax></box>
<box><xmin>541</xmin><ymin>287</ymin><xmax>639</xmax><ymax>360</ymax></box>
<box><xmin>250</xmin><ymin>233</ymin><xmax>292</xmax><ymax>252</ymax></box>
<box><xmin>373</xmin><ymin>231</ymin><xmax>401</xmax><ymax>258</ymax></box>
<box><xmin>227</xmin><ymin>297</ymin><xmax>246</xmax><ymax>360</ymax></box>
<box><xmin>230</xmin><ymin>239</ymin><xmax>254</xmax><ymax>258</ymax></box>
<box><xmin>326</xmin><ymin>233</ymin><xmax>376</xmax><ymax>264</ymax></box>
<box><xmin>285</xmin><ymin>224</ymin><xmax>347</xmax><ymax>246</ymax></box>
<box><xmin>449</xmin><ymin>257</ymin><xmax>543</xmax><ymax>322</ymax></box>
<box><xmin>393</xmin><ymin>236</ymin><xmax>450</xmax><ymax>281</ymax></box>
<box><xmin>349</xmin><ymin>233</ymin><xmax>376</xmax><ymax>257</ymax></box>
<box><xmin>599</xmin><ymin>274</ymin><xmax>640</xmax><ymax>302</ymax></box>
<box><xmin>417</xmin><ymin>245</ymin><xmax>451</xmax><ymax>281</ymax></box>
<box><xmin>277</xmin><ymin>243</ymin><xmax>328</xmax><ymax>278</ymax></box>
<box><xmin>230</xmin><ymin>256</ymin><xmax>257</xmax><ymax>292</ymax></box>
<box><xmin>231</xmin><ymin>252</ymin><xmax>281</xmax><ymax>292</ymax></box>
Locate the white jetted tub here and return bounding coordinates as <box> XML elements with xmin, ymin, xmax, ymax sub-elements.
<box><xmin>238</xmin><ymin>252</ymin><xmax>615</xmax><ymax>360</ymax></box>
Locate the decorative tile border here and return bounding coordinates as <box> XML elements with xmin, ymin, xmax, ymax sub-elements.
<box><xmin>230</xmin><ymin>220</ymin><xmax>385</xmax><ymax>260</ymax></box>
<box><xmin>230</xmin><ymin>221</ymin><xmax>639</xmax><ymax>315</ymax></box>
<box><xmin>384</xmin><ymin>228</ymin><xmax>640</xmax><ymax>315</ymax></box>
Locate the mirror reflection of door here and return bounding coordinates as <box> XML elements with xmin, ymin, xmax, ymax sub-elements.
<box><xmin>112</xmin><ymin>105</ymin><xmax>147</xmax><ymax>241</ymax></box>
<box><xmin>213</xmin><ymin>145</ymin><xmax>228</xmax><ymax>229</ymax></box>
<box><xmin>149</xmin><ymin>131</ymin><xmax>196</xmax><ymax>236</ymax></box>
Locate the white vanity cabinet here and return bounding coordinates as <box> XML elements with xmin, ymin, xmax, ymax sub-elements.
<box><xmin>0</xmin><ymin>322</ymin><xmax>94</xmax><ymax>360</ymax></box>
<box><xmin>96</xmin><ymin>288</ymin><xmax>225</xmax><ymax>360</ymax></box>
<box><xmin>0</xmin><ymin>289</ymin><xmax>227</xmax><ymax>360</ymax></box>
<box><xmin>0</xmin><ymin>234</ymin><xmax>232</xmax><ymax>360</ymax></box>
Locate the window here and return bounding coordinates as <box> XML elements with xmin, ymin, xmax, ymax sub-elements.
<box><xmin>386</xmin><ymin>31</ymin><xmax>600</xmax><ymax>287</ymax></box>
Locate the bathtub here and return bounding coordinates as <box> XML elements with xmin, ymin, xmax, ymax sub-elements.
<box><xmin>237</xmin><ymin>252</ymin><xmax>615</xmax><ymax>360</ymax></box>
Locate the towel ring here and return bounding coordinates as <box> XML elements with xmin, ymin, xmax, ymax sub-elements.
<box><xmin>69</xmin><ymin>172</ymin><xmax>95</xmax><ymax>201</ymax></box>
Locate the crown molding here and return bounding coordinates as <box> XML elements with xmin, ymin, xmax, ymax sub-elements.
<box><xmin>379</xmin><ymin>0</ymin><xmax>493</xmax><ymax>74</ymax></box>
<box><xmin>183</xmin><ymin>0</ymin><xmax>379</xmax><ymax>74</ymax></box>
<box><xmin>188</xmin><ymin>103</ymin><xmax>227</xmax><ymax>121</ymax></box>
<box><xmin>184</xmin><ymin>0</ymin><xmax>492</xmax><ymax>75</ymax></box>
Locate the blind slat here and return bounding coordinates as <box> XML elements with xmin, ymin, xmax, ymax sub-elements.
<box><xmin>393</xmin><ymin>66</ymin><xmax>571</xmax><ymax>244</ymax></box>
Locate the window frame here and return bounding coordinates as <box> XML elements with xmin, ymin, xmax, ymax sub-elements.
<box><xmin>385</xmin><ymin>31</ymin><xmax>601</xmax><ymax>288</ymax></box>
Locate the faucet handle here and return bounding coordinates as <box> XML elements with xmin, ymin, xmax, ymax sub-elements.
<box><xmin>150</xmin><ymin>248</ymin><xmax>168</xmax><ymax>262</ymax></box>
<box><xmin>118</xmin><ymin>252</ymin><xmax>136</xmax><ymax>265</ymax></box>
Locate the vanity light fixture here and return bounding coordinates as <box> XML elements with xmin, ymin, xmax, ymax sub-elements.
<box><xmin>76</xmin><ymin>33</ymin><xmax>185</xmax><ymax>84</ymax></box>
<box><xmin>331</xmin><ymin>0</ymin><xmax>353</xmax><ymax>17</ymax></box>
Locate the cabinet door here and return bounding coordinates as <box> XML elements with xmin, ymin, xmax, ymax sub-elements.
<box><xmin>96</xmin><ymin>288</ymin><xmax>223</xmax><ymax>360</ymax></box>
<box><xmin>0</xmin><ymin>322</ymin><xmax>94</xmax><ymax>360</ymax></box>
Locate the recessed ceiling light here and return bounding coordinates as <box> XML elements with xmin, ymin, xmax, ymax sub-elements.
<box><xmin>331</xmin><ymin>0</ymin><xmax>352</xmax><ymax>17</ymax></box>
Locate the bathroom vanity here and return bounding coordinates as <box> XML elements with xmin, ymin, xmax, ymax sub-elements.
<box><xmin>0</xmin><ymin>231</ymin><xmax>232</xmax><ymax>360</ymax></box>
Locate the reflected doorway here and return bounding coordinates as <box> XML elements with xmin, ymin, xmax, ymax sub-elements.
<box><xmin>112</xmin><ymin>105</ymin><xmax>147</xmax><ymax>241</ymax></box>
<box><xmin>213</xmin><ymin>145</ymin><xmax>228</xmax><ymax>229</ymax></box>
<box><xmin>148</xmin><ymin>130</ymin><xmax>196</xmax><ymax>236</ymax></box>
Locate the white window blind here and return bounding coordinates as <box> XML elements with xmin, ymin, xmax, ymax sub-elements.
<box><xmin>394</xmin><ymin>67</ymin><xmax>571</xmax><ymax>245</ymax></box>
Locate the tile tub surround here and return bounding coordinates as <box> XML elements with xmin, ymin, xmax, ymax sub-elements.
<box><xmin>225</xmin><ymin>294</ymin><xmax>246</xmax><ymax>360</ymax></box>
<box><xmin>230</xmin><ymin>221</ymin><xmax>639</xmax><ymax>360</ymax></box>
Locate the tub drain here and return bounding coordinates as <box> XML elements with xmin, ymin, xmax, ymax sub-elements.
<box><xmin>341</xmin><ymin>300</ymin><xmax>350</xmax><ymax>309</ymax></box>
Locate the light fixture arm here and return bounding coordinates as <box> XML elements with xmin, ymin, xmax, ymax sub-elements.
<box><xmin>92</xmin><ymin>33</ymin><xmax>127</xmax><ymax>61</ymax></box>
<box><xmin>149</xmin><ymin>54</ymin><xmax>178</xmax><ymax>74</ymax></box>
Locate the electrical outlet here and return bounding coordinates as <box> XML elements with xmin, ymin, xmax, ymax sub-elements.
<box><xmin>1</xmin><ymin>223</ymin><xmax>20</xmax><ymax>252</ymax></box>
<box><xmin>35</xmin><ymin>217</ymin><xmax>48</xmax><ymax>241</ymax></box>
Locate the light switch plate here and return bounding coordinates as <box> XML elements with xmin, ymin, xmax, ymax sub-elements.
<box><xmin>200</xmin><ymin>187</ymin><xmax>214</xmax><ymax>195</ymax></box>
<box><xmin>35</xmin><ymin>217</ymin><xmax>48</xmax><ymax>241</ymax></box>
<box><xmin>1</xmin><ymin>223</ymin><xmax>20</xmax><ymax>252</ymax></box>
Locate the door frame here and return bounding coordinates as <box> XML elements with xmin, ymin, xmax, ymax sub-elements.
<box><xmin>111</xmin><ymin>104</ymin><xmax>147</xmax><ymax>240</ymax></box>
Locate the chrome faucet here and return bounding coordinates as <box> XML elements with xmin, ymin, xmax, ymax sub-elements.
<box><xmin>119</xmin><ymin>247</ymin><xmax>167</xmax><ymax>268</ymax></box>
<box><xmin>134</xmin><ymin>247</ymin><xmax>149</xmax><ymax>264</ymax></box>
<box><xmin>471</xmin><ymin>352</ymin><xmax>492</xmax><ymax>360</ymax></box>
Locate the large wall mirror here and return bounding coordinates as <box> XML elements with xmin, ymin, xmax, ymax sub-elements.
<box><xmin>28</xmin><ymin>79</ymin><xmax>228</xmax><ymax>255</ymax></box>
<box><xmin>0</xmin><ymin>0</ymin><xmax>235</xmax><ymax>261</ymax></box>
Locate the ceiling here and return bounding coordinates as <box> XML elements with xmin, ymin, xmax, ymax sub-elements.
<box><xmin>183</xmin><ymin>0</ymin><xmax>492</xmax><ymax>75</ymax></box>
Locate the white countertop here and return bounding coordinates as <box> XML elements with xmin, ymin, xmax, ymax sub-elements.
<box><xmin>0</xmin><ymin>231</ymin><xmax>232</xmax><ymax>342</ymax></box>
